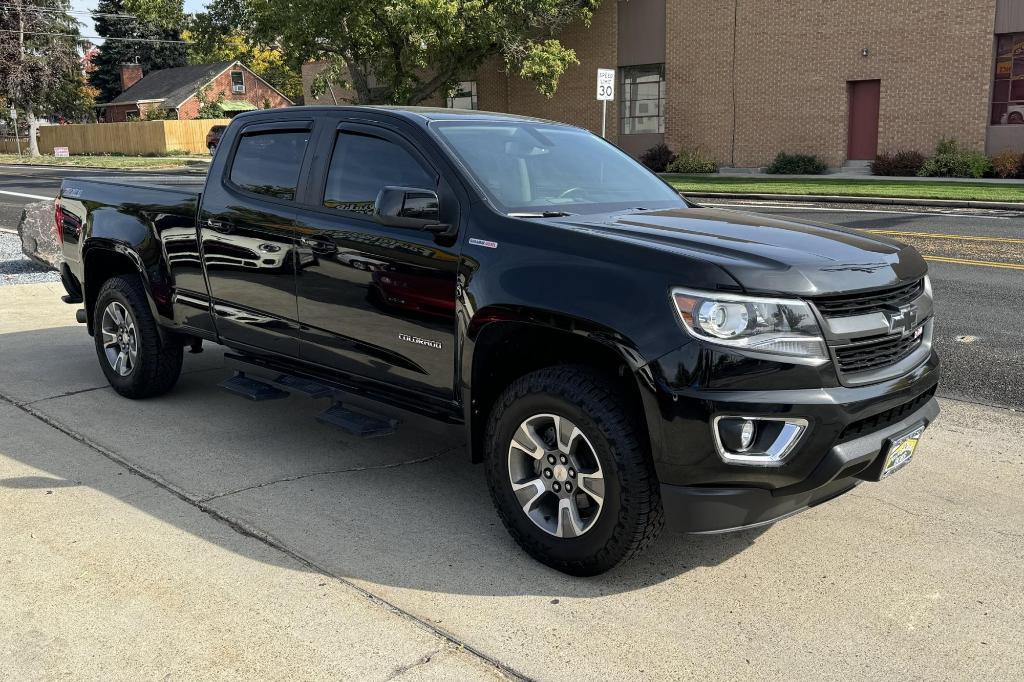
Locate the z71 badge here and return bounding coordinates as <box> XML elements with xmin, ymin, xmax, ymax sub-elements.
<box><xmin>398</xmin><ymin>333</ymin><xmax>442</xmax><ymax>350</ymax></box>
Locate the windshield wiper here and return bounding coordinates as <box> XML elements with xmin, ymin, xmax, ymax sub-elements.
<box><xmin>507</xmin><ymin>211</ymin><xmax>575</xmax><ymax>218</ymax></box>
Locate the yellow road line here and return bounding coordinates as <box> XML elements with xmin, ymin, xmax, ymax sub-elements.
<box><xmin>864</xmin><ymin>229</ymin><xmax>1024</xmax><ymax>244</ymax></box>
<box><xmin>922</xmin><ymin>255</ymin><xmax>1024</xmax><ymax>270</ymax></box>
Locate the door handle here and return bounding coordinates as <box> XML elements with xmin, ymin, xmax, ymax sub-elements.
<box><xmin>204</xmin><ymin>218</ymin><xmax>234</xmax><ymax>234</ymax></box>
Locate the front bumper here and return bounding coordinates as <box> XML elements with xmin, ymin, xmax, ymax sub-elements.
<box><xmin>639</xmin><ymin>346</ymin><xmax>941</xmax><ymax>533</ymax></box>
<box><xmin>660</xmin><ymin>395</ymin><xmax>939</xmax><ymax>533</ymax></box>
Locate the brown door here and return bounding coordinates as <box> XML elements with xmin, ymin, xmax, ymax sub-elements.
<box><xmin>847</xmin><ymin>80</ymin><xmax>881</xmax><ymax>160</ymax></box>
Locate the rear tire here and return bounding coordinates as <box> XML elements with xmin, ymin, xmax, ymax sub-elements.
<box><xmin>484</xmin><ymin>365</ymin><xmax>664</xmax><ymax>575</ymax></box>
<box><xmin>93</xmin><ymin>275</ymin><xmax>183</xmax><ymax>399</ymax></box>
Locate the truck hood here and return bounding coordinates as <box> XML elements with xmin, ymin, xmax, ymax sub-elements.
<box><xmin>551</xmin><ymin>206</ymin><xmax>927</xmax><ymax>296</ymax></box>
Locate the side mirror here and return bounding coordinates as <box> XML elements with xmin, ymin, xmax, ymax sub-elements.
<box><xmin>374</xmin><ymin>186</ymin><xmax>453</xmax><ymax>235</ymax></box>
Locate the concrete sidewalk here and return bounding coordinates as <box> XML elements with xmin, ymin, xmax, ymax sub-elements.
<box><xmin>1</xmin><ymin>282</ymin><xmax>1022</xmax><ymax>680</ymax></box>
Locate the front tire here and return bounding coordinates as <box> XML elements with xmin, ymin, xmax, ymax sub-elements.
<box><xmin>93</xmin><ymin>275</ymin><xmax>183</xmax><ymax>399</ymax></box>
<box><xmin>484</xmin><ymin>365</ymin><xmax>664</xmax><ymax>575</ymax></box>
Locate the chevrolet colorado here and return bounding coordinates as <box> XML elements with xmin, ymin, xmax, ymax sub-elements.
<box><xmin>52</xmin><ymin>107</ymin><xmax>940</xmax><ymax>575</ymax></box>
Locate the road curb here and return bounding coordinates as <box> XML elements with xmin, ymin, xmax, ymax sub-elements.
<box><xmin>682</xmin><ymin>191</ymin><xmax>1024</xmax><ymax>211</ymax></box>
<box><xmin>0</xmin><ymin>161</ymin><xmax>209</xmax><ymax>172</ymax></box>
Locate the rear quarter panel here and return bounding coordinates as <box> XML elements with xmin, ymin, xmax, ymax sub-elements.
<box><xmin>60</xmin><ymin>178</ymin><xmax>209</xmax><ymax>333</ymax></box>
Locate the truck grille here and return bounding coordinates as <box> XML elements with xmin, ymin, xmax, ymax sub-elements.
<box><xmin>813</xmin><ymin>279</ymin><xmax>924</xmax><ymax>318</ymax></box>
<box><xmin>838</xmin><ymin>385</ymin><xmax>937</xmax><ymax>442</ymax></box>
<box><xmin>833</xmin><ymin>327</ymin><xmax>924</xmax><ymax>374</ymax></box>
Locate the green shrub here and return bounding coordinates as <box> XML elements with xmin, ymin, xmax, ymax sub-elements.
<box><xmin>665</xmin><ymin>149</ymin><xmax>718</xmax><ymax>174</ymax></box>
<box><xmin>917</xmin><ymin>139</ymin><xmax>992</xmax><ymax>178</ymax></box>
<box><xmin>765</xmin><ymin>152</ymin><xmax>828</xmax><ymax>175</ymax></box>
<box><xmin>871</xmin><ymin>150</ymin><xmax>926</xmax><ymax>176</ymax></box>
<box><xmin>639</xmin><ymin>143</ymin><xmax>676</xmax><ymax>172</ymax></box>
<box><xmin>989</xmin><ymin>150</ymin><xmax>1023</xmax><ymax>179</ymax></box>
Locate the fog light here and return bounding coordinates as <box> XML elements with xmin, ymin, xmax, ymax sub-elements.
<box><xmin>712</xmin><ymin>416</ymin><xmax>809</xmax><ymax>466</ymax></box>
<box><xmin>718</xmin><ymin>418</ymin><xmax>756</xmax><ymax>452</ymax></box>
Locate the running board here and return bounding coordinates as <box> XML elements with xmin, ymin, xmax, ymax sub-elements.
<box><xmin>273</xmin><ymin>373</ymin><xmax>335</xmax><ymax>398</ymax></box>
<box><xmin>219</xmin><ymin>372</ymin><xmax>290</xmax><ymax>401</ymax></box>
<box><xmin>317</xmin><ymin>403</ymin><xmax>399</xmax><ymax>438</ymax></box>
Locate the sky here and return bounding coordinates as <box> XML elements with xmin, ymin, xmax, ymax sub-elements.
<box><xmin>70</xmin><ymin>0</ymin><xmax>208</xmax><ymax>41</ymax></box>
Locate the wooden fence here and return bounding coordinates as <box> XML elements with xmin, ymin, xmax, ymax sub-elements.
<box><xmin>0</xmin><ymin>137</ymin><xmax>30</xmax><ymax>154</ymax></box>
<box><xmin>37</xmin><ymin>119</ymin><xmax>232</xmax><ymax>156</ymax></box>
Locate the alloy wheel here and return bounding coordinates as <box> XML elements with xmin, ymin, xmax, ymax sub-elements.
<box><xmin>100</xmin><ymin>301</ymin><xmax>138</xmax><ymax>377</ymax></box>
<box><xmin>507</xmin><ymin>413</ymin><xmax>606</xmax><ymax>538</ymax></box>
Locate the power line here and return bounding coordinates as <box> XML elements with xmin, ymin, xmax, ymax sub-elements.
<box><xmin>0</xmin><ymin>29</ymin><xmax>190</xmax><ymax>43</ymax></box>
<box><xmin>0</xmin><ymin>4</ymin><xmax>141</xmax><ymax>20</ymax></box>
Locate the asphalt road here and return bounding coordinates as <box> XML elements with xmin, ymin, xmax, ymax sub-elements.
<box><xmin>704</xmin><ymin>198</ymin><xmax>1024</xmax><ymax>411</ymax></box>
<box><xmin>1</xmin><ymin>164</ymin><xmax>1022</xmax><ymax>410</ymax></box>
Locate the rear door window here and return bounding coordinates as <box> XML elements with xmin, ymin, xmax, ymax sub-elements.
<box><xmin>322</xmin><ymin>131</ymin><xmax>434</xmax><ymax>214</ymax></box>
<box><xmin>229</xmin><ymin>130</ymin><xmax>310</xmax><ymax>201</ymax></box>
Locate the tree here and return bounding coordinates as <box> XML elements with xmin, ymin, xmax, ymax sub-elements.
<box><xmin>48</xmin><ymin>74</ymin><xmax>99</xmax><ymax>123</ymax></box>
<box><xmin>89</xmin><ymin>0</ymin><xmax>188</xmax><ymax>103</ymax></box>
<box><xmin>183</xmin><ymin>23</ymin><xmax>302</xmax><ymax>102</ymax></box>
<box><xmin>206</xmin><ymin>0</ymin><xmax>599</xmax><ymax>105</ymax></box>
<box><xmin>0</xmin><ymin>0</ymin><xmax>83</xmax><ymax>155</ymax></box>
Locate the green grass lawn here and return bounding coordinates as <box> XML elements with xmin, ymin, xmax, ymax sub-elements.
<box><xmin>0</xmin><ymin>154</ymin><xmax>203</xmax><ymax>169</ymax></box>
<box><xmin>662</xmin><ymin>174</ymin><xmax>1024</xmax><ymax>203</ymax></box>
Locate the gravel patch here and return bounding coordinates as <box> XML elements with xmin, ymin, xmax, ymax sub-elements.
<box><xmin>0</xmin><ymin>232</ymin><xmax>59</xmax><ymax>286</ymax></box>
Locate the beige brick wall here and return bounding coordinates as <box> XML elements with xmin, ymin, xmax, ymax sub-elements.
<box><xmin>478</xmin><ymin>2</ymin><xmax>618</xmax><ymax>142</ymax></box>
<box><xmin>667</xmin><ymin>0</ymin><xmax>997</xmax><ymax>167</ymax></box>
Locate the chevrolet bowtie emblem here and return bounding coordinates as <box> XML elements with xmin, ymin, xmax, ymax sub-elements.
<box><xmin>887</xmin><ymin>304</ymin><xmax>918</xmax><ymax>336</ymax></box>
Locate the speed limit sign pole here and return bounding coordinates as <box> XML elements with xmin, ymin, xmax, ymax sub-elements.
<box><xmin>597</xmin><ymin>68</ymin><xmax>615</xmax><ymax>138</ymax></box>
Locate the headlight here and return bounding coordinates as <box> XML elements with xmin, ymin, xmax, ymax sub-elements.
<box><xmin>671</xmin><ymin>288</ymin><xmax>828</xmax><ymax>364</ymax></box>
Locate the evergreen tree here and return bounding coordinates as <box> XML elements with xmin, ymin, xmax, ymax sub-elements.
<box><xmin>89</xmin><ymin>0</ymin><xmax>187</xmax><ymax>103</ymax></box>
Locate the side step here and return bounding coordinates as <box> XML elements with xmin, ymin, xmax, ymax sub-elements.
<box><xmin>317</xmin><ymin>403</ymin><xmax>399</xmax><ymax>438</ymax></box>
<box><xmin>274</xmin><ymin>373</ymin><xmax>334</xmax><ymax>398</ymax></box>
<box><xmin>219</xmin><ymin>372</ymin><xmax>289</xmax><ymax>401</ymax></box>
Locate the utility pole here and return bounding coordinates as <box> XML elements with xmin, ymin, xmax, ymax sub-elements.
<box><xmin>14</xmin><ymin>0</ymin><xmax>40</xmax><ymax>156</ymax></box>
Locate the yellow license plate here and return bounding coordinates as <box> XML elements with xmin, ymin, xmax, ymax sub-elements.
<box><xmin>881</xmin><ymin>425</ymin><xmax>925</xmax><ymax>479</ymax></box>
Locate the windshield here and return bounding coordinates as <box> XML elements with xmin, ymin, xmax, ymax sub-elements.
<box><xmin>432</xmin><ymin>120</ymin><xmax>686</xmax><ymax>215</ymax></box>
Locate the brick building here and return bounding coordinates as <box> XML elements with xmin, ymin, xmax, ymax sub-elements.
<box><xmin>303</xmin><ymin>0</ymin><xmax>1024</xmax><ymax>167</ymax></box>
<box><xmin>98</xmin><ymin>61</ymin><xmax>292</xmax><ymax>123</ymax></box>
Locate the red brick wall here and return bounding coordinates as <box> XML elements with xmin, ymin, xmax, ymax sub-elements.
<box><xmin>176</xmin><ymin>64</ymin><xmax>291</xmax><ymax>120</ymax></box>
<box><xmin>101</xmin><ymin>104</ymin><xmax>140</xmax><ymax>123</ymax></box>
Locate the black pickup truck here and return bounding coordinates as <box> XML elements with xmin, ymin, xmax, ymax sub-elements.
<box><xmin>53</xmin><ymin>107</ymin><xmax>939</xmax><ymax>575</ymax></box>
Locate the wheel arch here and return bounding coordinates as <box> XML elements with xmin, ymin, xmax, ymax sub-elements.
<box><xmin>463</xmin><ymin>306</ymin><xmax>659</xmax><ymax>464</ymax></box>
<box><xmin>82</xmin><ymin>242</ymin><xmax>165</xmax><ymax>336</ymax></box>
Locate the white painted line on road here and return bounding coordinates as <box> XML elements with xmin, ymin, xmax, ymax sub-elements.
<box><xmin>0</xmin><ymin>226</ymin><xmax>17</xmax><ymax>235</ymax></box>
<box><xmin>701</xmin><ymin>201</ymin><xmax>1012</xmax><ymax>219</ymax></box>
<box><xmin>0</xmin><ymin>189</ymin><xmax>52</xmax><ymax>201</ymax></box>
<box><xmin>0</xmin><ymin>164</ymin><xmax>95</xmax><ymax>172</ymax></box>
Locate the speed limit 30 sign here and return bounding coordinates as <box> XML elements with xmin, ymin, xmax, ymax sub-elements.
<box><xmin>596</xmin><ymin>68</ymin><xmax>615</xmax><ymax>101</ymax></box>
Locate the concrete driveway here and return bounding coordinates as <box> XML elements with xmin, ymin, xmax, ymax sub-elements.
<box><xmin>1</xmin><ymin>282</ymin><xmax>1021</xmax><ymax>680</ymax></box>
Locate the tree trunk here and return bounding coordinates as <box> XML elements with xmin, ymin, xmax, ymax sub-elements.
<box><xmin>26</xmin><ymin>107</ymin><xmax>40</xmax><ymax>157</ymax></box>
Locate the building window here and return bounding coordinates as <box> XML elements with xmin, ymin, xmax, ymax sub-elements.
<box><xmin>446</xmin><ymin>81</ymin><xmax>478</xmax><ymax>110</ymax></box>
<box><xmin>231</xmin><ymin>71</ymin><xmax>245</xmax><ymax>94</ymax></box>
<box><xmin>992</xmin><ymin>33</ymin><xmax>1024</xmax><ymax>124</ymax></box>
<box><xmin>620</xmin><ymin>64</ymin><xmax>665</xmax><ymax>135</ymax></box>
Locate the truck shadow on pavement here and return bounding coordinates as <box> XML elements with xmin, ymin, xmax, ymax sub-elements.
<box><xmin>0</xmin><ymin>325</ymin><xmax>766</xmax><ymax>597</ymax></box>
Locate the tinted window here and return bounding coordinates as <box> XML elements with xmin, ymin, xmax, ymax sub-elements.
<box><xmin>229</xmin><ymin>130</ymin><xmax>309</xmax><ymax>200</ymax></box>
<box><xmin>323</xmin><ymin>132</ymin><xmax>433</xmax><ymax>214</ymax></box>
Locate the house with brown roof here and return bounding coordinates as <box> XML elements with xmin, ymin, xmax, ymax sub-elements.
<box><xmin>97</xmin><ymin>60</ymin><xmax>292</xmax><ymax>123</ymax></box>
